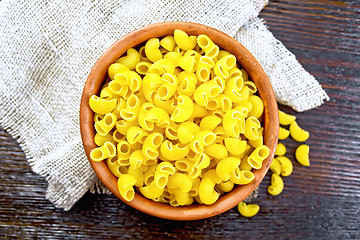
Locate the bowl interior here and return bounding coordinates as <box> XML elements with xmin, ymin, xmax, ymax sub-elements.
<box><xmin>80</xmin><ymin>21</ymin><xmax>279</xmax><ymax>220</ymax></box>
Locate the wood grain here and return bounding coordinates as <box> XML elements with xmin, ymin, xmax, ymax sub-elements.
<box><xmin>1</xmin><ymin>0</ymin><xmax>360</xmax><ymax>238</ymax></box>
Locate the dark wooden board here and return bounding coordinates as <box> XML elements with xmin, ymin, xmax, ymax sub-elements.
<box><xmin>1</xmin><ymin>0</ymin><xmax>360</xmax><ymax>239</ymax></box>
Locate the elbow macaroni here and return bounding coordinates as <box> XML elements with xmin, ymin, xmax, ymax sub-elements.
<box><xmin>89</xmin><ymin>30</ymin><xmax>270</xmax><ymax>206</ymax></box>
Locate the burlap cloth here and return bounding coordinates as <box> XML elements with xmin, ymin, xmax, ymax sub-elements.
<box><xmin>0</xmin><ymin>0</ymin><xmax>329</xmax><ymax>210</ymax></box>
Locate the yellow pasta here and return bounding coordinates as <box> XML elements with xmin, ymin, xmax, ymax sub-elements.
<box><xmin>204</xmin><ymin>143</ymin><xmax>228</xmax><ymax>159</ymax></box>
<box><xmin>174</xmin><ymin>29</ymin><xmax>197</xmax><ymax>51</ymax></box>
<box><xmin>295</xmin><ymin>144</ymin><xmax>310</xmax><ymax>166</ymax></box>
<box><xmin>94</xmin><ymin>113</ymin><xmax>117</xmax><ymax>136</ymax></box>
<box><xmin>244</xmin><ymin>116</ymin><xmax>261</xmax><ymax>140</ymax></box>
<box><xmin>279</xmin><ymin>127</ymin><xmax>290</xmax><ymax>140</ymax></box>
<box><xmin>216</xmin><ymin>180</ymin><xmax>234</xmax><ymax>193</ymax></box>
<box><xmin>160</xmin><ymin>35</ymin><xmax>176</xmax><ymax>52</ymax></box>
<box><xmin>249</xmin><ymin>127</ymin><xmax>263</xmax><ymax>148</ymax></box>
<box><xmin>116</xmin><ymin>48</ymin><xmax>141</xmax><ymax>70</ymax></box>
<box><xmin>160</xmin><ymin>140</ymin><xmax>189</xmax><ymax>161</ymax></box>
<box><xmin>164</xmin><ymin>51</ymin><xmax>182</xmax><ymax>66</ymax></box>
<box><xmin>248</xmin><ymin>95</ymin><xmax>264</xmax><ymax>119</ymax></box>
<box><xmin>142</xmin><ymin>132</ymin><xmax>163</xmax><ymax>159</ymax></box>
<box><xmin>140</xmin><ymin>181</ymin><xmax>164</xmax><ymax>199</ymax></box>
<box><xmin>142</xmin><ymin>73</ymin><xmax>162</xmax><ymax>102</ymax></box>
<box><xmin>94</xmin><ymin>132</ymin><xmax>116</xmax><ymax>146</ymax></box>
<box><xmin>269</xmin><ymin>158</ymin><xmax>281</xmax><ymax>175</ymax></box>
<box><xmin>167</xmin><ymin>173</ymin><xmax>192</xmax><ymax>192</ymax></box>
<box><xmin>128</xmin><ymin>165</ymin><xmax>147</xmax><ymax>187</ymax></box>
<box><xmin>171</xmin><ymin>95</ymin><xmax>194</xmax><ymax>122</ymax></box>
<box><xmin>89</xmin><ymin>95</ymin><xmax>117</xmax><ymax>115</ymax></box>
<box><xmin>275</xmin><ymin>143</ymin><xmax>286</xmax><ymax>156</ymax></box>
<box><xmin>146</xmin><ymin>107</ymin><xmax>170</xmax><ymax>128</ymax></box>
<box><xmin>268</xmin><ymin>174</ymin><xmax>284</xmax><ymax>196</ymax></box>
<box><xmin>237</xmin><ymin>202</ymin><xmax>260</xmax><ymax>218</ymax></box>
<box><xmin>145</xmin><ymin>38</ymin><xmax>162</xmax><ymax>62</ymax></box>
<box><xmin>199</xmin><ymin>178</ymin><xmax>219</xmax><ymax>205</ymax></box>
<box><xmin>193</xmin><ymin>81</ymin><xmax>221</xmax><ymax>106</ymax></box>
<box><xmin>239</xmin><ymin>155</ymin><xmax>252</xmax><ymax>171</ymax></box>
<box><xmin>126</xmin><ymin>126</ymin><xmax>149</xmax><ymax>144</ymax></box>
<box><xmin>107</xmin><ymin>157</ymin><xmax>128</xmax><ymax>177</ymax></box>
<box><xmin>89</xmin><ymin>30</ymin><xmax>270</xmax><ymax>206</ymax></box>
<box><xmin>90</xmin><ymin>142</ymin><xmax>116</xmax><ymax>162</ymax></box>
<box><xmin>223</xmin><ymin>109</ymin><xmax>243</xmax><ymax>137</ymax></box>
<box><xmin>135</xmin><ymin>61</ymin><xmax>152</xmax><ymax>75</ymax></box>
<box><xmin>118</xmin><ymin>174</ymin><xmax>137</xmax><ymax>201</ymax></box>
<box><xmin>100</xmin><ymin>86</ymin><xmax>119</xmax><ymax>100</ymax></box>
<box><xmin>290</xmin><ymin>121</ymin><xmax>310</xmax><ymax>142</ymax></box>
<box><xmin>199</xmin><ymin>115</ymin><xmax>222</xmax><ymax>131</ymax></box>
<box><xmin>216</xmin><ymin>157</ymin><xmax>240</xmax><ymax>181</ymax></box>
<box><xmin>108</xmin><ymin>63</ymin><xmax>129</xmax><ymax>80</ymax></box>
<box><xmin>177</xmin><ymin>71</ymin><xmax>197</xmax><ymax>97</ymax></box>
<box><xmin>277</xmin><ymin>156</ymin><xmax>293</xmax><ymax>177</ymax></box>
<box><xmin>279</xmin><ymin>110</ymin><xmax>296</xmax><ymax>125</ymax></box>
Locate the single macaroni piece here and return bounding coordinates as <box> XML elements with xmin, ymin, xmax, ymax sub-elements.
<box><xmin>129</xmin><ymin>150</ymin><xmax>147</xmax><ymax>169</ymax></box>
<box><xmin>199</xmin><ymin>178</ymin><xmax>220</xmax><ymax>205</ymax></box>
<box><xmin>230</xmin><ymin>169</ymin><xmax>254</xmax><ymax>185</ymax></box>
<box><xmin>275</xmin><ymin>143</ymin><xmax>286</xmax><ymax>156</ymax></box>
<box><xmin>135</xmin><ymin>61</ymin><xmax>152</xmax><ymax>75</ymax></box>
<box><xmin>94</xmin><ymin>132</ymin><xmax>116</xmax><ymax>146</ymax></box>
<box><xmin>116</xmin><ymin>48</ymin><xmax>140</xmax><ymax>70</ymax></box>
<box><xmin>224</xmin><ymin>138</ymin><xmax>247</xmax><ymax>155</ymax></box>
<box><xmin>89</xmin><ymin>30</ymin><xmax>270</xmax><ymax>206</ymax></box>
<box><xmin>174</xmin><ymin>29</ymin><xmax>196</xmax><ymax>51</ymax></box>
<box><xmin>278</xmin><ymin>110</ymin><xmax>296</xmax><ymax>125</ymax></box>
<box><xmin>248</xmin><ymin>95</ymin><xmax>264</xmax><ymax>119</ymax></box>
<box><xmin>108</xmin><ymin>63</ymin><xmax>129</xmax><ymax>80</ymax></box>
<box><xmin>277</xmin><ymin>156</ymin><xmax>293</xmax><ymax>177</ymax></box>
<box><xmin>216</xmin><ymin>157</ymin><xmax>241</xmax><ymax>181</ymax></box>
<box><xmin>237</xmin><ymin>202</ymin><xmax>260</xmax><ymax>218</ymax></box>
<box><xmin>249</xmin><ymin>145</ymin><xmax>270</xmax><ymax>163</ymax></box>
<box><xmin>295</xmin><ymin>144</ymin><xmax>310</xmax><ymax>166</ymax></box>
<box><xmin>199</xmin><ymin>115</ymin><xmax>222</xmax><ymax>131</ymax></box>
<box><xmin>216</xmin><ymin>180</ymin><xmax>234</xmax><ymax>193</ymax></box>
<box><xmin>204</xmin><ymin>143</ymin><xmax>228</xmax><ymax>159</ymax></box>
<box><xmin>160</xmin><ymin>140</ymin><xmax>189</xmax><ymax>161</ymax></box>
<box><xmin>290</xmin><ymin>121</ymin><xmax>310</xmax><ymax>142</ymax></box>
<box><xmin>89</xmin><ymin>95</ymin><xmax>117</xmax><ymax>115</ymax></box>
<box><xmin>118</xmin><ymin>174</ymin><xmax>137</xmax><ymax>201</ymax></box>
<box><xmin>94</xmin><ymin>113</ymin><xmax>117</xmax><ymax>136</ymax></box>
<box><xmin>167</xmin><ymin>173</ymin><xmax>193</xmax><ymax>193</ymax></box>
<box><xmin>268</xmin><ymin>173</ymin><xmax>284</xmax><ymax>196</ymax></box>
<box><xmin>140</xmin><ymin>181</ymin><xmax>164</xmax><ymax>199</ymax></box>
<box><xmin>279</xmin><ymin>127</ymin><xmax>290</xmax><ymax>140</ymax></box>
<box><xmin>145</xmin><ymin>38</ymin><xmax>162</xmax><ymax>62</ymax></box>
<box><xmin>160</xmin><ymin>35</ymin><xmax>176</xmax><ymax>52</ymax></box>
<box><xmin>269</xmin><ymin>158</ymin><xmax>281</xmax><ymax>175</ymax></box>
<box><xmin>149</xmin><ymin>59</ymin><xmax>176</xmax><ymax>75</ymax></box>
<box><xmin>90</xmin><ymin>142</ymin><xmax>116</xmax><ymax>162</ymax></box>
<box><xmin>244</xmin><ymin>116</ymin><xmax>261</xmax><ymax>140</ymax></box>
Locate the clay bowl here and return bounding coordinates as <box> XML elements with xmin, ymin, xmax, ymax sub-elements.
<box><xmin>80</xmin><ymin>21</ymin><xmax>279</xmax><ymax>220</ymax></box>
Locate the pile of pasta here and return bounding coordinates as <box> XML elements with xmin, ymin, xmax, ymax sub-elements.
<box><xmin>89</xmin><ymin>29</ymin><xmax>270</xmax><ymax>206</ymax></box>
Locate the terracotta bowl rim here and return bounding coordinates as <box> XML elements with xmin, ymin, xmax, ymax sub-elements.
<box><xmin>80</xmin><ymin>21</ymin><xmax>279</xmax><ymax>221</ymax></box>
